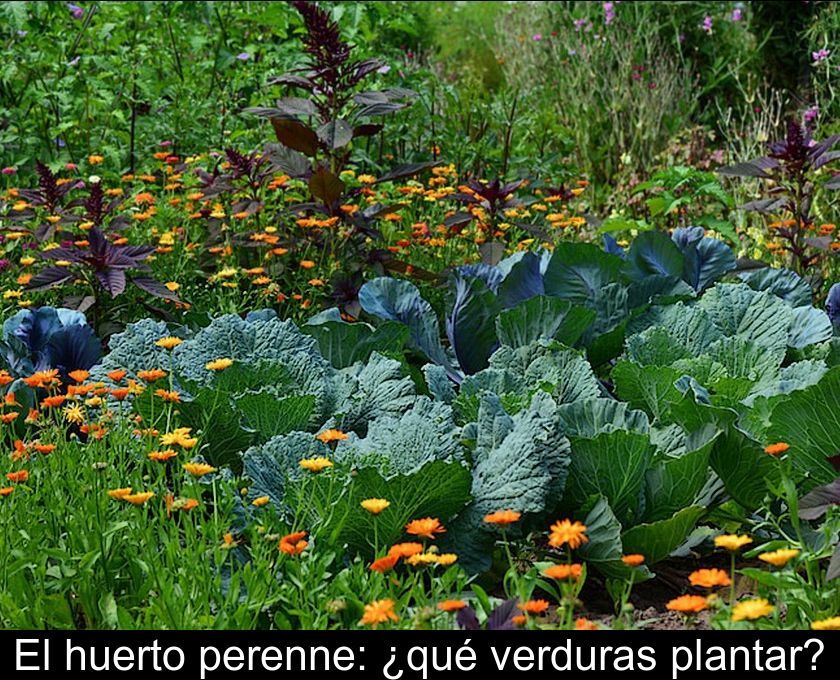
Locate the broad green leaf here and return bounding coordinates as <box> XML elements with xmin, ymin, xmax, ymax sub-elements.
<box><xmin>496</xmin><ymin>296</ymin><xmax>595</xmax><ymax>349</ymax></box>
<box><xmin>577</xmin><ymin>497</ymin><xmax>652</xmax><ymax>580</ymax></box>
<box><xmin>621</xmin><ymin>506</ymin><xmax>706</xmax><ymax>564</ymax></box>
<box><xmin>235</xmin><ymin>393</ymin><xmax>315</xmax><ymax>441</ymax></box>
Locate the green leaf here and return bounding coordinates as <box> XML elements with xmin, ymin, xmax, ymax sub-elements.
<box><xmin>565</xmin><ymin>431</ymin><xmax>654</xmax><ymax>525</ymax></box>
<box><xmin>767</xmin><ymin>366</ymin><xmax>840</xmax><ymax>484</ymax></box>
<box><xmin>543</xmin><ymin>242</ymin><xmax>624</xmax><ymax>306</ymax></box>
<box><xmin>739</xmin><ymin>268</ymin><xmax>812</xmax><ymax>307</ymax></box>
<box><xmin>612</xmin><ymin>362</ymin><xmax>683</xmax><ymax>423</ymax></box>
<box><xmin>235</xmin><ymin>393</ymin><xmax>315</xmax><ymax>441</ymax></box>
<box><xmin>710</xmin><ymin>428</ymin><xmax>777</xmax><ymax>509</ymax></box>
<box><xmin>446</xmin><ymin>275</ymin><xmax>500</xmax><ymax>375</ymax></box>
<box><xmin>621</xmin><ymin>506</ymin><xmax>706</xmax><ymax>564</ymax></box>
<box><xmin>496</xmin><ymin>296</ymin><xmax>595</xmax><ymax>349</ymax></box>
<box><xmin>557</xmin><ymin>398</ymin><xmax>650</xmax><ymax>438</ymax></box>
<box><xmin>302</xmin><ymin>316</ymin><xmax>408</xmax><ymax>369</ymax></box>
<box><xmin>624</xmin><ymin>231</ymin><xmax>684</xmax><ymax>282</ymax></box>
<box><xmin>577</xmin><ymin>497</ymin><xmax>652</xmax><ymax>580</ymax></box>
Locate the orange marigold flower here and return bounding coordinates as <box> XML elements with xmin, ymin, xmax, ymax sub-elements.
<box><xmin>299</xmin><ymin>260</ymin><xmax>316</xmax><ymax>269</ymax></box>
<box><xmin>575</xmin><ymin>617</ymin><xmax>599</xmax><ymax>630</ymax></box>
<box><xmin>483</xmin><ymin>509</ymin><xmax>522</xmax><ymax>525</ymax></box>
<box><xmin>41</xmin><ymin>395</ymin><xmax>67</xmax><ymax>408</ymax></box>
<box><xmin>518</xmin><ymin>599</ymin><xmax>550</xmax><ymax>615</ymax></box>
<box><xmin>543</xmin><ymin>563</ymin><xmax>583</xmax><ymax>580</ymax></box>
<box><xmin>549</xmin><ymin>519</ymin><xmax>588</xmax><ymax>549</ymax></box>
<box><xmin>34</xmin><ymin>443</ymin><xmax>56</xmax><ymax>455</ymax></box>
<box><xmin>764</xmin><ymin>442</ymin><xmax>790</xmax><ymax>456</ymax></box>
<box><xmin>23</xmin><ymin>369</ymin><xmax>60</xmax><ymax>388</ymax></box>
<box><xmin>5</xmin><ymin>470</ymin><xmax>28</xmax><ymax>483</ymax></box>
<box><xmin>123</xmin><ymin>491</ymin><xmax>155</xmax><ymax>506</ymax></box>
<box><xmin>689</xmin><ymin>568</ymin><xmax>731</xmax><ymax>588</ymax></box>
<box><xmin>316</xmin><ymin>428</ymin><xmax>349</xmax><ymax>443</ymax></box>
<box><xmin>666</xmin><ymin>595</ymin><xmax>708</xmax><ymax>614</ymax></box>
<box><xmin>154</xmin><ymin>388</ymin><xmax>181</xmax><ymax>403</ymax></box>
<box><xmin>621</xmin><ymin>554</ymin><xmax>646</xmax><ymax>566</ymax></box>
<box><xmin>68</xmin><ymin>369</ymin><xmax>90</xmax><ymax>383</ymax></box>
<box><xmin>0</xmin><ymin>370</ymin><xmax>13</xmax><ymax>386</ymax></box>
<box><xmin>252</xmin><ymin>495</ymin><xmax>270</xmax><ymax>507</ymax></box>
<box><xmin>0</xmin><ymin>486</ymin><xmax>14</xmax><ymax>497</ymax></box>
<box><xmin>512</xmin><ymin>614</ymin><xmax>527</xmax><ymax>626</ymax></box>
<box><xmin>107</xmin><ymin>369</ymin><xmax>127</xmax><ymax>382</ymax></box>
<box><xmin>183</xmin><ymin>462</ymin><xmax>216</xmax><ymax>477</ymax></box>
<box><xmin>109</xmin><ymin>388</ymin><xmax>130</xmax><ymax>401</ymax></box>
<box><xmin>148</xmin><ymin>449</ymin><xmax>178</xmax><ymax>462</ymax></box>
<box><xmin>438</xmin><ymin>599</ymin><xmax>467</xmax><ymax>612</ymax></box>
<box><xmin>137</xmin><ymin>369</ymin><xmax>167</xmax><ymax>382</ymax></box>
<box><xmin>405</xmin><ymin>517</ymin><xmax>446</xmax><ymax>540</ymax></box>
<box><xmin>714</xmin><ymin>534</ymin><xmax>752</xmax><ymax>551</ymax></box>
<box><xmin>370</xmin><ymin>555</ymin><xmax>400</xmax><ymax>574</ymax></box>
<box><xmin>359</xmin><ymin>599</ymin><xmax>398</xmax><ymax>627</ymax></box>
<box><xmin>279</xmin><ymin>531</ymin><xmax>308</xmax><ymax>555</ymax></box>
<box><xmin>389</xmin><ymin>542</ymin><xmax>424</xmax><ymax>559</ymax></box>
<box><xmin>1</xmin><ymin>412</ymin><xmax>19</xmax><ymax>423</ymax></box>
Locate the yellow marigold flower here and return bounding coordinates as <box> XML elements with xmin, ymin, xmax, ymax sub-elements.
<box><xmin>123</xmin><ymin>491</ymin><xmax>155</xmax><ymax>506</ymax></box>
<box><xmin>183</xmin><ymin>462</ymin><xmax>216</xmax><ymax>477</ymax></box>
<box><xmin>252</xmin><ymin>495</ymin><xmax>270</xmax><ymax>507</ymax></box>
<box><xmin>299</xmin><ymin>457</ymin><xmax>333</xmax><ymax>473</ymax></box>
<box><xmin>20</xmin><ymin>256</ymin><xmax>35</xmax><ymax>266</ymax></box>
<box><xmin>88</xmin><ymin>154</ymin><xmax>104</xmax><ymax>165</ymax></box>
<box><xmin>758</xmin><ymin>548</ymin><xmax>800</xmax><ymax>567</ymax></box>
<box><xmin>714</xmin><ymin>534</ymin><xmax>753</xmax><ymax>551</ymax></box>
<box><xmin>361</xmin><ymin>498</ymin><xmax>390</xmax><ymax>514</ymax></box>
<box><xmin>359</xmin><ymin>599</ymin><xmax>398</xmax><ymax>627</ymax></box>
<box><xmin>160</xmin><ymin>427</ymin><xmax>198</xmax><ymax>449</ymax></box>
<box><xmin>316</xmin><ymin>428</ymin><xmax>348</xmax><ymax>443</ymax></box>
<box><xmin>205</xmin><ymin>358</ymin><xmax>233</xmax><ymax>371</ymax></box>
<box><xmin>165</xmin><ymin>281</ymin><xmax>180</xmax><ymax>292</ymax></box>
<box><xmin>811</xmin><ymin>616</ymin><xmax>840</xmax><ymax>630</ymax></box>
<box><xmin>764</xmin><ymin>442</ymin><xmax>790</xmax><ymax>456</ymax></box>
<box><xmin>732</xmin><ymin>598</ymin><xmax>774</xmax><ymax>622</ymax></box>
<box><xmin>549</xmin><ymin>519</ymin><xmax>588</xmax><ymax>549</ymax></box>
<box><xmin>155</xmin><ymin>336</ymin><xmax>183</xmax><ymax>350</ymax></box>
<box><xmin>108</xmin><ymin>487</ymin><xmax>133</xmax><ymax>500</ymax></box>
<box><xmin>434</xmin><ymin>553</ymin><xmax>458</xmax><ymax>566</ymax></box>
<box><xmin>154</xmin><ymin>388</ymin><xmax>181</xmax><ymax>403</ymax></box>
<box><xmin>63</xmin><ymin>404</ymin><xmax>85</xmax><ymax>424</ymax></box>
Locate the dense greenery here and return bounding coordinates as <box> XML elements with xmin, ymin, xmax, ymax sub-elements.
<box><xmin>1</xmin><ymin>1</ymin><xmax>840</xmax><ymax>631</ymax></box>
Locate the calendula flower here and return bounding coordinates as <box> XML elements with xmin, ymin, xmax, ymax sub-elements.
<box><xmin>405</xmin><ymin>517</ymin><xmax>446</xmax><ymax>540</ymax></box>
<box><xmin>434</xmin><ymin>553</ymin><xmax>458</xmax><ymax>566</ymax></box>
<box><xmin>107</xmin><ymin>369</ymin><xmax>127</xmax><ymax>382</ymax></box>
<box><xmin>155</xmin><ymin>336</ymin><xmax>183</xmax><ymax>350</ymax></box>
<box><xmin>123</xmin><ymin>491</ymin><xmax>155</xmax><ymax>506</ymax></box>
<box><xmin>621</xmin><ymin>554</ymin><xmax>645</xmax><ymax>566</ymax></box>
<box><xmin>370</xmin><ymin>555</ymin><xmax>399</xmax><ymax>573</ymax></box>
<box><xmin>299</xmin><ymin>260</ymin><xmax>316</xmax><ymax>269</ymax></box>
<box><xmin>148</xmin><ymin>449</ymin><xmax>178</xmax><ymax>462</ymax></box>
<box><xmin>512</xmin><ymin>614</ymin><xmax>527</xmax><ymax>626</ymax></box>
<box><xmin>689</xmin><ymin>568</ymin><xmax>731</xmax><ymax>588</ymax></box>
<box><xmin>183</xmin><ymin>462</ymin><xmax>216</xmax><ymax>477</ymax></box>
<box><xmin>666</xmin><ymin>595</ymin><xmax>708</xmax><ymax>614</ymax></box>
<box><xmin>109</xmin><ymin>388</ymin><xmax>130</xmax><ymax>401</ymax></box>
<box><xmin>137</xmin><ymin>369</ymin><xmax>167</xmax><ymax>382</ymax></box>
<box><xmin>41</xmin><ymin>395</ymin><xmax>66</xmax><ymax>408</ymax></box>
<box><xmin>361</xmin><ymin>498</ymin><xmax>390</xmax><ymax>514</ymax></box>
<box><xmin>34</xmin><ymin>443</ymin><xmax>56</xmax><ymax>455</ymax></box>
<box><xmin>316</xmin><ymin>428</ymin><xmax>348</xmax><ymax>443</ymax></box>
<box><xmin>437</xmin><ymin>600</ymin><xmax>467</xmax><ymax>612</ymax></box>
<box><xmin>483</xmin><ymin>509</ymin><xmax>522</xmax><ymax>525</ymax></box>
<box><xmin>811</xmin><ymin>616</ymin><xmax>840</xmax><ymax>630</ymax></box>
<box><xmin>359</xmin><ymin>599</ymin><xmax>398</xmax><ymax>627</ymax></box>
<box><xmin>549</xmin><ymin>519</ymin><xmax>588</xmax><ymax>549</ymax></box>
<box><xmin>518</xmin><ymin>599</ymin><xmax>550</xmax><ymax>614</ymax></box>
<box><xmin>714</xmin><ymin>534</ymin><xmax>752</xmax><ymax>551</ymax></box>
<box><xmin>0</xmin><ymin>486</ymin><xmax>13</xmax><ymax>497</ymax></box>
<box><xmin>161</xmin><ymin>427</ymin><xmax>198</xmax><ymax>448</ymax></box>
<box><xmin>63</xmin><ymin>404</ymin><xmax>85</xmax><ymax>424</ymax></box>
<box><xmin>252</xmin><ymin>495</ymin><xmax>270</xmax><ymax>507</ymax></box>
<box><xmin>299</xmin><ymin>457</ymin><xmax>334</xmax><ymax>473</ymax></box>
<box><xmin>279</xmin><ymin>531</ymin><xmax>308</xmax><ymax>555</ymax></box>
<box><xmin>108</xmin><ymin>487</ymin><xmax>132</xmax><ymax>500</ymax></box>
<box><xmin>389</xmin><ymin>542</ymin><xmax>424</xmax><ymax>559</ymax></box>
<box><xmin>758</xmin><ymin>548</ymin><xmax>800</xmax><ymax>567</ymax></box>
<box><xmin>575</xmin><ymin>617</ymin><xmax>599</xmax><ymax>630</ymax></box>
<box><xmin>732</xmin><ymin>598</ymin><xmax>774</xmax><ymax>622</ymax></box>
<box><xmin>764</xmin><ymin>442</ymin><xmax>790</xmax><ymax>456</ymax></box>
<box><xmin>23</xmin><ymin>369</ymin><xmax>60</xmax><ymax>388</ymax></box>
<box><xmin>543</xmin><ymin>563</ymin><xmax>583</xmax><ymax>580</ymax></box>
<box><xmin>154</xmin><ymin>388</ymin><xmax>181</xmax><ymax>403</ymax></box>
<box><xmin>68</xmin><ymin>369</ymin><xmax>90</xmax><ymax>383</ymax></box>
<box><xmin>5</xmin><ymin>470</ymin><xmax>29</xmax><ymax>483</ymax></box>
<box><xmin>205</xmin><ymin>358</ymin><xmax>233</xmax><ymax>371</ymax></box>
